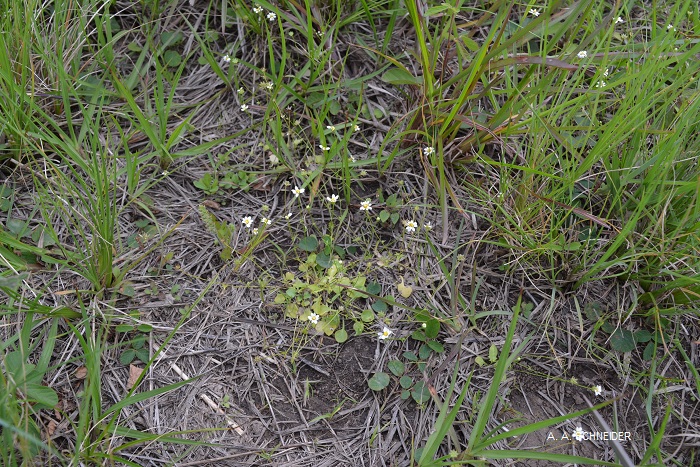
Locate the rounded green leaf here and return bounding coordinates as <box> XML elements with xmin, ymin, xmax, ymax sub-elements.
<box><xmin>316</xmin><ymin>252</ymin><xmax>332</xmax><ymax>269</ymax></box>
<box><xmin>298</xmin><ymin>236</ymin><xmax>318</xmax><ymax>252</ymax></box>
<box><xmin>400</xmin><ymin>390</ymin><xmax>411</xmax><ymax>400</ymax></box>
<box><xmin>403</xmin><ymin>351</ymin><xmax>418</xmax><ymax>362</ymax></box>
<box><xmin>334</xmin><ymin>328</ymin><xmax>348</xmax><ymax>343</ymax></box>
<box><xmin>163</xmin><ymin>50</ymin><xmax>182</xmax><ymax>67</ymax></box>
<box><xmin>411</xmin><ymin>381</ymin><xmax>431</xmax><ymax>404</ymax></box>
<box><xmin>353</xmin><ymin>321</ymin><xmax>364</xmax><ymax>335</ymax></box>
<box><xmin>120</xmin><ymin>349</ymin><xmax>136</xmax><ymax>365</ymax></box>
<box><xmin>361</xmin><ymin>309</ymin><xmax>375</xmax><ymax>322</ymax></box>
<box><xmin>399</xmin><ymin>375</ymin><xmax>413</xmax><ymax>389</ymax></box>
<box><xmin>366</xmin><ymin>282</ymin><xmax>381</xmax><ymax>295</ymax></box>
<box><xmin>368</xmin><ymin>372</ymin><xmax>390</xmax><ymax>391</ymax></box>
<box><xmin>424</xmin><ymin>319</ymin><xmax>440</xmax><ymax>339</ymax></box>
<box><xmin>610</xmin><ymin>328</ymin><xmax>636</xmax><ymax>352</ymax></box>
<box><xmin>387</xmin><ymin>360</ymin><xmax>405</xmax><ymax>376</ymax></box>
<box><xmin>372</xmin><ymin>300</ymin><xmax>388</xmax><ymax>313</ymax></box>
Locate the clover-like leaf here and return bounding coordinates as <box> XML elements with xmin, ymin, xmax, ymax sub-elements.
<box><xmin>298</xmin><ymin>236</ymin><xmax>318</xmax><ymax>252</ymax></box>
<box><xmin>610</xmin><ymin>329</ymin><xmax>636</xmax><ymax>353</ymax></box>
<box><xmin>387</xmin><ymin>360</ymin><xmax>405</xmax><ymax>376</ymax></box>
<box><xmin>368</xmin><ymin>372</ymin><xmax>390</xmax><ymax>391</ymax></box>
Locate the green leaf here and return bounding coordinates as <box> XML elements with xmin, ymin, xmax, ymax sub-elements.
<box><xmin>400</xmin><ymin>375</ymin><xmax>413</xmax><ymax>389</ymax></box>
<box><xmin>274</xmin><ymin>293</ymin><xmax>287</xmax><ymax>304</ymax></box>
<box><xmin>403</xmin><ymin>351</ymin><xmax>418</xmax><ymax>362</ymax></box>
<box><xmin>361</xmin><ymin>309</ymin><xmax>375</xmax><ymax>322</ymax></box>
<box><xmin>137</xmin><ymin>324</ymin><xmax>153</xmax><ymax>332</ymax></box>
<box><xmin>425</xmin><ymin>319</ymin><xmax>440</xmax><ymax>339</ymax></box>
<box><xmin>427</xmin><ymin>340</ymin><xmax>445</xmax><ymax>353</ymax></box>
<box><xmin>298</xmin><ymin>236</ymin><xmax>318</xmax><ymax>252</ymax></box>
<box><xmin>24</xmin><ymin>383</ymin><xmax>58</xmax><ymax>407</ymax></box>
<box><xmin>489</xmin><ymin>344</ymin><xmax>498</xmax><ymax>363</ymax></box>
<box><xmin>643</xmin><ymin>342</ymin><xmax>656</xmax><ymax>361</ymax></box>
<box><xmin>160</xmin><ymin>31</ymin><xmax>184</xmax><ymax>47</ymax></box>
<box><xmin>475</xmin><ymin>355</ymin><xmax>486</xmax><ymax>367</ymax></box>
<box><xmin>135</xmin><ymin>348</ymin><xmax>150</xmax><ymax>363</ymax></box>
<box><xmin>316</xmin><ymin>252</ymin><xmax>332</xmax><ymax>269</ymax></box>
<box><xmin>634</xmin><ymin>329</ymin><xmax>653</xmax><ymax>343</ymax></box>
<box><xmin>163</xmin><ymin>50</ymin><xmax>182</xmax><ymax>67</ymax></box>
<box><xmin>116</xmin><ymin>324</ymin><xmax>133</xmax><ymax>333</ymax></box>
<box><xmin>610</xmin><ymin>329</ymin><xmax>636</xmax><ymax>353</ymax></box>
<box><xmin>411</xmin><ymin>329</ymin><xmax>426</xmax><ymax>342</ymax></box>
<box><xmin>366</xmin><ymin>282</ymin><xmax>381</xmax><ymax>295</ymax></box>
<box><xmin>353</xmin><ymin>321</ymin><xmax>364</xmax><ymax>335</ymax></box>
<box><xmin>379</xmin><ymin>210</ymin><xmax>390</xmax><ymax>222</ymax></box>
<box><xmin>387</xmin><ymin>360</ymin><xmax>405</xmax><ymax>376</ymax></box>
<box><xmin>368</xmin><ymin>372</ymin><xmax>390</xmax><ymax>391</ymax></box>
<box><xmin>120</xmin><ymin>349</ymin><xmax>136</xmax><ymax>365</ymax></box>
<box><xmin>401</xmin><ymin>389</ymin><xmax>411</xmax><ymax>400</ymax></box>
<box><xmin>411</xmin><ymin>381</ymin><xmax>431</xmax><ymax>404</ymax></box>
<box><xmin>372</xmin><ymin>300</ymin><xmax>388</xmax><ymax>313</ymax></box>
<box><xmin>419</xmin><ymin>344</ymin><xmax>431</xmax><ymax>360</ymax></box>
<box><xmin>334</xmin><ymin>328</ymin><xmax>348</xmax><ymax>343</ymax></box>
<box><xmin>390</xmin><ymin>212</ymin><xmax>400</xmax><ymax>225</ymax></box>
<box><xmin>381</xmin><ymin>67</ymin><xmax>420</xmax><ymax>85</ymax></box>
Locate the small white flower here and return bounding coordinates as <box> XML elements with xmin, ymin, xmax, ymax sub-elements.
<box><xmin>360</xmin><ymin>199</ymin><xmax>372</xmax><ymax>211</ymax></box>
<box><xmin>223</xmin><ymin>54</ymin><xmax>231</xmax><ymax>63</ymax></box>
<box><xmin>240</xmin><ymin>104</ymin><xmax>249</xmax><ymax>111</ymax></box>
<box><xmin>269</xmin><ymin>154</ymin><xmax>279</xmax><ymax>165</ymax></box>
<box><xmin>308</xmin><ymin>313</ymin><xmax>320</xmax><ymax>324</ymax></box>
<box><xmin>422</xmin><ymin>147</ymin><xmax>435</xmax><ymax>156</ymax></box>
<box><xmin>326</xmin><ymin>125</ymin><xmax>336</xmax><ymax>132</ymax></box>
<box><xmin>592</xmin><ymin>385</ymin><xmax>602</xmax><ymax>396</ymax></box>
<box><xmin>266</xmin><ymin>11</ymin><xmax>276</xmax><ymax>21</ymax></box>
<box><xmin>242</xmin><ymin>216</ymin><xmax>253</xmax><ymax>228</ymax></box>
<box><xmin>378</xmin><ymin>326</ymin><xmax>392</xmax><ymax>340</ymax></box>
<box><xmin>319</xmin><ymin>144</ymin><xmax>330</xmax><ymax>151</ymax></box>
<box><xmin>404</xmin><ymin>220</ymin><xmax>418</xmax><ymax>233</ymax></box>
<box><xmin>577</xmin><ymin>50</ymin><xmax>588</xmax><ymax>59</ymax></box>
<box><xmin>603</xmin><ymin>68</ymin><xmax>609</xmax><ymax>77</ymax></box>
<box><xmin>529</xmin><ymin>8</ymin><xmax>540</xmax><ymax>17</ymax></box>
<box><xmin>261</xmin><ymin>217</ymin><xmax>272</xmax><ymax>226</ymax></box>
<box><xmin>594</xmin><ymin>81</ymin><xmax>607</xmax><ymax>88</ymax></box>
<box><xmin>349</xmin><ymin>155</ymin><xmax>356</xmax><ymax>163</ymax></box>
<box><xmin>615</xmin><ymin>16</ymin><xmax>624</xmax><ymax>24</ymax></box>
<box><xmin>253</xmin><ymin>5</ymin><xmax>263</xmax><ymax>14</ymax></box>
<box><xmin>261</xmin><ymin>81</ymin><xmax>273</xmax><ymax>91</ymax></box>
<box><xmin>424</xmin><ymin>221</ymin><xmax>433</xmax><ymax>231</ymax></box>
<box><xmin>421</xmin><ymin>323</ymin><xmax>427</xmax><ymax>328</ymax></box>
<box><xmin>237</xmin><ymin>87</ymin><xmax>244</xmax><ymax>95</ymax></box>
<box><xmin>353</xmin><ymin>124</ymin><xmax>360</xmax><ymax>132</ymax></box>
<box><xmin>326</xmin><ymin>194</ymin><xmax>339</xmax><ymax>203</ymax></box>
<box><xmin>667</xmin><ymin>24</ymin><xmax>675</xmax><ymax>31</ymax></box>
<box><xmin>252</xmin><ymin>227</ymin><xmax>259</xmax><ymax>235</ymax></box>
<box><xmin>572</xmin><ymin>427</ymin><xmax>585</xmax><ymax>441</ymax></box>
<box><xmin>285</xmin><ymin>212</ymin><xmax>293</xmax><ymax>219</ymax></box>
<box><xmin>292</xmin><ymin>186</ymin><xmax>304</xmax><ymax>197</ymax></box>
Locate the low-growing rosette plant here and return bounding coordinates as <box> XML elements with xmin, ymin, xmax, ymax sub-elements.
<box><xmin>273</xmin><ymin>235</ymin><xmax>382</xmax><ymax>343</ymax></box>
